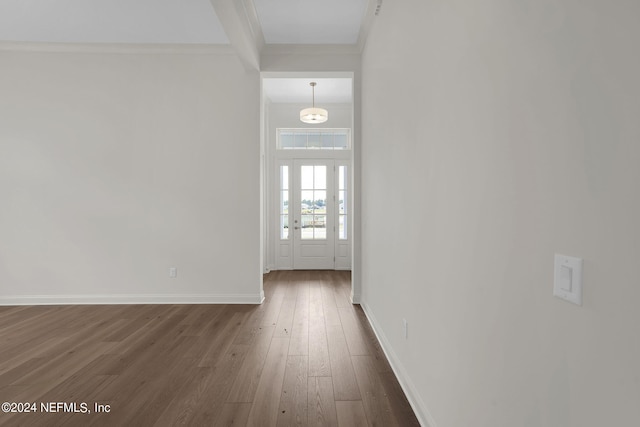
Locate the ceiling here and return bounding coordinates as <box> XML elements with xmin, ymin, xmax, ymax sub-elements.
<box><xmin>263</xmin><ymin>78</ymin><xmax>352</xmax><ymax>104</ymax></box>
<box><xmin>0</xmin><ymin>1</ymin><xmax>367</xmax><ymax>105</ymax></box>
<box><xmin>0</xmin><ymin>0</ymin><xmax>372</xmax><ymax>46</ymax></box>
<box><xmin>253</xmin><ymin>0</ymin><xmax>368</xmax><ymax>44</ymax></box>
<box><xmin>0</xmin><ymin>0</ymin><xmax>229</xmax><ymax>44</ymax></box>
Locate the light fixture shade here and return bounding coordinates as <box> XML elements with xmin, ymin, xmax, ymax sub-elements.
<box><xmin>300</xmin><ymin>81</ymin><xmax>328</xmax><ymax>124</ymax></box>
<box><xmin>300</xmin><ymin>107</ymin><xmax>328</xmax><ymax>124</ymax></box>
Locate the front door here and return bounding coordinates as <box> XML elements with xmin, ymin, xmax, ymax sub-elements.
<box><xmin>292</xmin><ymin>159</ymin><xmax>335</xmax><ymax>269</ymax></box>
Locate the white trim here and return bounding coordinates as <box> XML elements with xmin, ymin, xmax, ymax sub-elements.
<box><xmin>261</xmin><ymin>71</ymin><xmax>355</xmax><ymax>80</ymax></box>
<box><xmin>350</xmin><ymin>291</ymin><xmax>361</xmax><ymax>304</ymax></box>
<box><xmin>261</xmin><ymin>44</ymin><xmax>360</xmax><ymax>56</ymax></box>
<box><xmin>360</xmin><ymin>302</ymin><xmax>437</xmax><ymax>427</ymax></box>
<box><xmin>357</xmin><ymin>0</ymin><xmax>379</xmax><ymax>53</ymax></box>
<box><xmin>0</xmin><ymin>293</ymin><xmax>264</xmax><ymax>306</ymax></box>
<box><xmin>240</xmin><ymin>0</ymin><xmax>266</xmax><ymax>51</ymax></box>
<box><xmin>0</xmin><ymin>41</ymin><xmax>235</xmax><ymax>55</ymax></box>
<box><xmin>209</xmin><ymin>0</ymin><xmax>260</xmax><ymax>70</ymax></box>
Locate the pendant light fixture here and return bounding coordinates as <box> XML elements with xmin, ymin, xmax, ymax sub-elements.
<box><xmin>300</xmin><ymin>82</ymin><xmax>328</xmax><ymax>124</ymax></box>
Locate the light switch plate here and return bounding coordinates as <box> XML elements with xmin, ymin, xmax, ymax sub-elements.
<box><xmin>554</xmin><ymin>254</ymin><xmax>582</xmax><ymax>305</ymax></box>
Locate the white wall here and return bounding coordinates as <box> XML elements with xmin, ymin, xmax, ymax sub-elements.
<box><xmin>361</xmin><ymin>1</ymin><xmax>640</xmax><ymax>426</ymax></box>
<box><xmin>0</xmin><ymin>45</ymin><xmax>262</xmax><ymax>304</ymax></box>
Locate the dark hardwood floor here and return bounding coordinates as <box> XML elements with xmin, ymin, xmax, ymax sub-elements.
<box><xmin>0</xmin><ymin>270</ymin><xmax>419</xmax><ymax>426</ymax></box>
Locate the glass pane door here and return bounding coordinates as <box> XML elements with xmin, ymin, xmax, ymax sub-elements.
<box><xmin>300</xmin><ymin>165</ymin><xmax>327</xmax><ymax>240</ymax></box>
<box><xmin>292</xmin><ymin>160</ymin><xmax>334</xmax><ymax>270</ymax></box>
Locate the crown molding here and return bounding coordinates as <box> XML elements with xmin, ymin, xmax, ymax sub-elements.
<box><xmin>261</xmin><ymin>44</ymin><xmax>361</xmax><ymax>56</ymax></box>
<box><xmin>0</xmin><ymin>41</ymin><xmax>235</xmax><ymax>55</ymax></box>
<box><xmin>357</xmin><ymin>0</ymin><xmax>380</xmax><ymax>52</ymax></box>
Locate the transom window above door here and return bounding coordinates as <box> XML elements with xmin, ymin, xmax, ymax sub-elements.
<box><xmin>277</xmin><ymin>129</ymin><xmax>351</xmax><ymax>150</ymax></box>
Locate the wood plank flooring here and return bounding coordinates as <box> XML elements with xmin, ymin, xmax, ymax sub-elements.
<box><xmin>0</xmin><ymin>270</ymin><xmax>419</xmax><ymax>426</ymax></box>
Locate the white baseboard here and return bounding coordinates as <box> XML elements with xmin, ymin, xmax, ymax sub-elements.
<box><xmin>0</xmin><ymin>293</ymin><xmax>264</xmax><ymax>306</ymax></box>
<box><xmin>350</xmin><ymin>291</ymin><xmax>361</xmax><ymax>304</ymax></box>
<box><xmin>360</xmin><ymin>302</ymin><xmax>438</xmax><ymax>427</ymax></box>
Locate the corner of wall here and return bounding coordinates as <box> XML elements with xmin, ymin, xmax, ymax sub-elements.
<box><xmin>360</xmin><ymin>300</ymin><xmax>438</xmax><ymax>427</ymax></box>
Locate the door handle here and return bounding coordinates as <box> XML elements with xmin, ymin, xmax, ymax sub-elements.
<box><xmin>294</xmin><ymin>226</ymin><xmax>300</xmax><ymax>230</ymax></box>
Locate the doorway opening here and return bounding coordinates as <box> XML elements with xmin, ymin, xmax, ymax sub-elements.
<box><xmin>260</xmin><ymin>72</ymin><xmax>355</xmax><ymax>297</ymax></box>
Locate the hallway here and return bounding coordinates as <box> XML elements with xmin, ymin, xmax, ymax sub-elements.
<box><xmin>0</xmin><ymin>270</ymin><xmax>419</xmax><ymax>426</ymax></box>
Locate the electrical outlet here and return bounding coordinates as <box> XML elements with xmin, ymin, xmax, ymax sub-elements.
<box><xmin>402</xmin><ymin>318</ymin><xmax>408</xmax><ymax>339</ymax></box>
<box><xmin>169</xmin><ymin>267</ymin><xmax>177</xmax><ymax>278</ymax></box>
